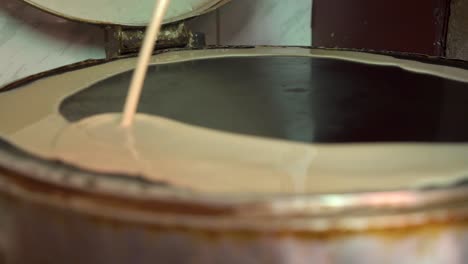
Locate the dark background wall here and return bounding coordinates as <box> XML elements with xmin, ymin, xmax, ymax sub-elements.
<box><xmin>312</xmin><ymin>0</ymin><xmax>452</xmax><ymax>56</ymax></box>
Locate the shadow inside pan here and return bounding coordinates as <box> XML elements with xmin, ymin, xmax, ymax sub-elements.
<box><xmin>60</xmin><ymin>56</ymin><xmax>468</xmax><ymax>143</ymax></box>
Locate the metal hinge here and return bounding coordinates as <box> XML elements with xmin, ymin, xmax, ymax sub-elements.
<box><xmin>104</xmin><ymin>22</ymin><xmax>206</xmax><ymax>59</ymax></box>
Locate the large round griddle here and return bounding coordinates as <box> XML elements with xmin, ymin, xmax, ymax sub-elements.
<box><xmin>0</xmin><ymin>47</ymin><xmax>467</xmax><ymax>205</ymax></box>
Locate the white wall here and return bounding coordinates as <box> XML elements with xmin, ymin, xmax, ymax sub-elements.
<box><xmin>189</xmin><ymin>0</ymin><xmax>312</xmax><ymax>46</ymax></box>
<box><xmin>0</xmin><ymin>0</ymin><xmax>312</xmax><ymax>86</ymax></box>
<box><xmin>0</xmin><ymin>0</ymin><xmax>105</xmax><ymax>86</ymax></box>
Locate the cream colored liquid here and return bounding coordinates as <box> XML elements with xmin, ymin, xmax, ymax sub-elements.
<box><xmin>7</xmin><ymin>109</ymin><xmax>468</xmax><ymax>194</ymax></box>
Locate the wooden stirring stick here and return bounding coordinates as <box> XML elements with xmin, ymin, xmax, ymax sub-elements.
<box><xmin>121</xmin><ymin>0</ymin><xmax>171</xmax><ymax>127</ymax></box>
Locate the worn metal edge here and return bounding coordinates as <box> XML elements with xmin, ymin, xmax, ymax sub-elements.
<box><xmin>1</xmin><ymin>138</ymin><xmax>467</xmax><ymax>233</ymax></box>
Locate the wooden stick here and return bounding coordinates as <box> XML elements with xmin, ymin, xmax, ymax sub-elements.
<box><xmin>121</xmin><ymin>0</ymin><xmax>171</xmax><ymax>127</ymax></box>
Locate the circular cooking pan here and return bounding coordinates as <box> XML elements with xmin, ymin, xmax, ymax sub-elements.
<box><xmin>0</xmin><ymin>47</ymin><xmax>467</xmax><ymax>263</ymax></box>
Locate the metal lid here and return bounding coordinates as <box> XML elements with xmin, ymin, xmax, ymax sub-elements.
<box><xmin>22</xmin><ymin>0</ymin><xmax>229</xmax><ymax>26</ymax></box>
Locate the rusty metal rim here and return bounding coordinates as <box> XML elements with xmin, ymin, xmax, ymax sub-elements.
<box><xmin>1</xmin><ymin>142</ymin><xmax>468</xmax><ymax>233</ymax></box>
<box><xmin>0</xmin><ymin>46</ymin><xmax>468</xmax><ymax>232</ymax></box>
